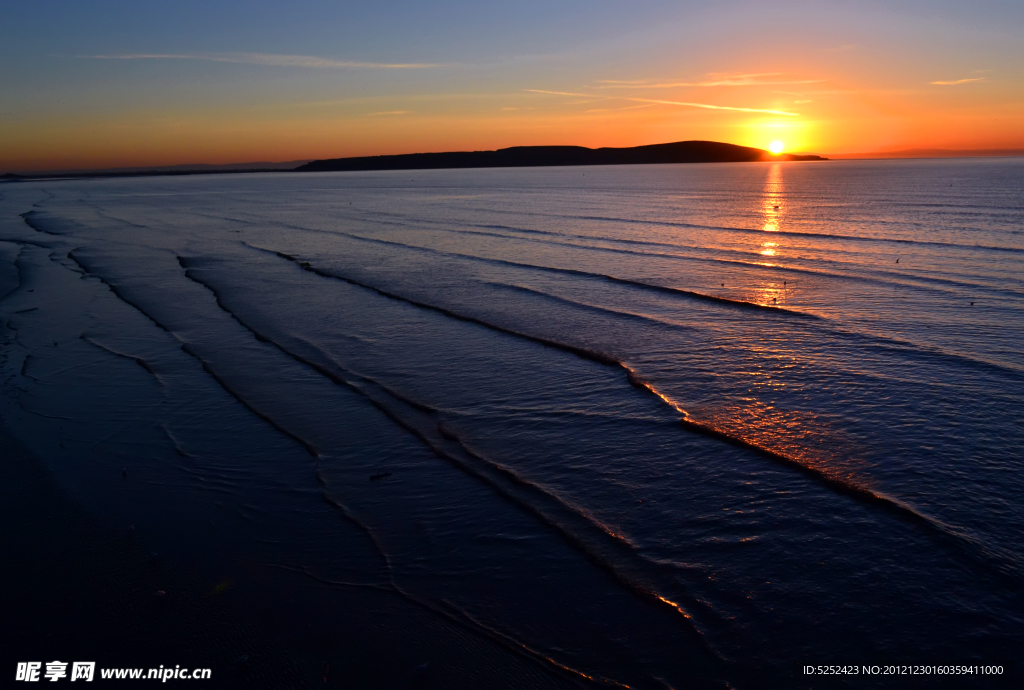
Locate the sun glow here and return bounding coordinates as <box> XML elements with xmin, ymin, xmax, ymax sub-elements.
<box><xmin>769</xmin><ymin>140</ymin><xmax>784</xmax><ymax>154</ymax></box>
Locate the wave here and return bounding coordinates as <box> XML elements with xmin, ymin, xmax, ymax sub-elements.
<box><xmin>64</xmin><ymin>246</ymin><xmax>328</xmax><ymax>461</ymax></box>
<box><xmin>179</xmin><ymin>254</ymin><xmax>698</xmax><ymax>599</ymax></box>
<box><xmin>483</xmin><ymin>280</ymin><xmax>695</xmax><ymax>330</ymax></box>
<box><xmin>204</xmin><ymin>347</ymin><xmax>322</xmax><ymax>456</ymax></box>
<box><xmin>175</xmin><ymin>253</ymin><xmax>727</xmax><ymax>680</ymax></box>
<box><xmin>548</xmin><ymin>213</ymin><xmax>1024</xmax><ymax>254</ymax></box>
<box><xmin>364</xmin><ymin>205</ymin><xmax>1024</xmax><ymax>257</ymax></box>
<box><xmin>247</xmin><ymin>228</ymin><xmax>817</xmax><ymax>318</ymax></box>
<box><xmin>251</xmin><ymin>247</ymin><xmax>625</xmax><ymax>364</ymax></box>
<box><xmin>245</xmin><ymin>240</ymin><xmax>1022</xmax><ymax>582</ymax></box>
<box><xmin>61</xmin><ymin>242</ymin><xmax>406</xmax><ymax>591</ymax></box>
<box><xmin>621</xmin><ymin>370</ymin><xmax>1022</xmax><ymax>582</ymax></box>
<box><xmin>476</xmin><ymin>227</ymin><xmax>1024</xmax><ymax>295</ymax></box>
<box><xmin>175</xmin><ymin>255</ymin><xmax>439</xmax><ymax>414</ymax></box>
<box><xmin>345</xmin><ymin>203</ymin><xmax>1024</xmax><ymax>255</ymax></box>
<box><xmin>487</xmin><ymin>279</ymin><xmax>1023</xmax><ymax>380</ymax></box>
<box><xmin>191</xmin><ymin>203</ymin><xmax>1024</xmax><ymax>306</ymax></box>
<box><xmin>208</xmin><ymin>205</ymin><xmax>1024</xmax><ymax>305</ymax></box>
<box><xmin>337</xmin><ymin>212</ymin><xmax>1024</xmax><ymax>297</ymax></box>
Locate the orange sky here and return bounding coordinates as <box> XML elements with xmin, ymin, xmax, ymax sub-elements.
<box><xmin>2</xmin><ymin>2</ymin><xmax>1023</xmax><ymax>172</ymax></box>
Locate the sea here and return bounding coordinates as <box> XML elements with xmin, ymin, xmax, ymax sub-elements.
<box><xmin>1</xmin><ymin>159</ymin><xmax>1022</xmax><ymax>688</ymax></box>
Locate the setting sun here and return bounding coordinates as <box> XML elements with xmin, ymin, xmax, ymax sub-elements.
<box><xmin>769</xmin><ymin>141</ymin><xmax>785</xmax><ymax>154</ymax></box>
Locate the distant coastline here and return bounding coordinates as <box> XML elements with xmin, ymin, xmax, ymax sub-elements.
<box><xmin>294</xmin><ymin>141</ymin><xmax>826</xmax><ymax>173</ymax></box>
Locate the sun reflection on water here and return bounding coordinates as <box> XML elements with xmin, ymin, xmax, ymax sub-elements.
<box><xmin>631</xmin><ymin>359</ymin><xmax>867</xmax><ymax>488</ymax></box>
<box><xmin>761</xmin><ymin>163</ymin><xmax>785</xmax><ymax>233</ymax></box>
<box><xmin>743</xmin><ymin>163</ymin><xmax>790</xmax><ymax>300</ymax></box>
<box><xmin>691</xmin><ymin>399</ymin><xmax>867</xmax><ymax>485</ymax></box>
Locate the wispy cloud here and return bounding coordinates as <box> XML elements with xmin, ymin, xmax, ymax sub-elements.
<box><xmin>523</xmin><ymin>89</ymin><xmax>597</xmax><ymax>97</ymax></box>
<box><xmin>597</xmin><ymin>73</ymin><xmax>823</xmax><ymax>89</ymax></box>
<box><xmin>525</xmin><ymin>88</ymin><xmax>798</xmax><ymax>116</ymax></box>
<box><xmin>584</xmin><ymin>103</ymin><xmax>657</xmax><ymax>113</ymax></box>
<box><xmin>929</xmin><ymin>77</ymin><xmax>986</xmax><ymax>85</ymax></box>
<box><xmin>365</xmin><ymin>111</ymin><xmax>411</xmax><ymax>116</ymax></box>
<box><xmin>628</xmin><ymin>97</ymin><xmax>799</xmax><ymax>116</ymax></box>
<box><xmin>83</xmin><ymin>53</ymin><xmax>440</xmax><ymax>69</ymax></box>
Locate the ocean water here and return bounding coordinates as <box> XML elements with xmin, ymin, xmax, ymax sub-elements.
<box><xmin>1</xmin><ymin>159</ymin><xmax>1022</xmax><ymax>688</ymax></box>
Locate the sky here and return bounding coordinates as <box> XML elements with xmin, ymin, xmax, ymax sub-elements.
<box><xmin>2</xmin><ymin>0</ymin><xmax>1023</xmax><ymax>172</ymax></box>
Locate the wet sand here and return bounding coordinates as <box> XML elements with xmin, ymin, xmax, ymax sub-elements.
<box><xmin>0</xmin><ymin>420</ymin><xmax>580</xmax><ymax>688</ymax></box>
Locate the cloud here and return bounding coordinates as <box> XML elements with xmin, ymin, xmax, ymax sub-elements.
<box><xmin>929</xmin><ymin>77</ymin><xmax>986</xmax><ymax>85</ymax></box>
<box><xmin>523</xmin><ymin>89</ymin><xmax>598</xmax><ymax>97</ymax></box>
<box><xmin>585</xmin><ymin>103</ymin><xmax>657</xmax><ymax>113</ymax></box>
<box><xmin>628</xmin><ymin>98</ymin><xmax>799</xmax><ymax>116</ymax></box>
<box><xmin>525</xmin><ymin>89</ymin><xmax>798</xmax><ymax>116</ymax></box>
<box><xmin>597</xmin><ymin>73</ymin><xmax>823</xmax><ymax>88</ymax></box>
<box><xmin>83</xmin><ymin>53</ymin><xmax>440</xmax><ymax>69</ymax></box>
<box><xmin>365</xmin><ymin>111</ymin><xmax>411</xmax><ymax>116</ymax></box>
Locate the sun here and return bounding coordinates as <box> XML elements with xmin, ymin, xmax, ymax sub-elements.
<box><xmin>769</xmin><ymin>141</ymin><xmax>784</xmax><ymax>154</ymax></box>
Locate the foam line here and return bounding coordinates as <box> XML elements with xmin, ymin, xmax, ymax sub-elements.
<box><xmin>181</xmin><ymin>342</ymin><xmax>321</xmax><ymax>458</ymax></box>
<box><xmin>80</xmin><ymin>334</ymin><xmax>163</xmax><ymax>382</ymax></box>
<box><xmin>0</xmin><ymin>245</ymin><xmax>25</xmax><ymax>303</ymax></box>
<box><xmin>176</xmin><ymin>256</ymin><xmax>439</xmax><ymax>412</ymax></box>
<box><xmin>19</xmin><ymin>354</ymin><xmax>40</xmax><ymax>382</ymax></box>
<box><xmin>484</xmin><ymin>280</ymin><xmax>693</xmax><ymax>329</ymax></box>
<box><xmin>159</xmin><ymin>424</ymin><xmax>193</xmax><ymax>458</ymax></box>
<box><xmin>20</xmin><ymin>211</ymin><xmax>61</xmax><ymax>236</ymax></box>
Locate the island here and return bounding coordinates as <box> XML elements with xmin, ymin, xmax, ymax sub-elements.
<box><xmin>295</xmin><ymin>140</ymin><xmax>826</xmax><ymax>173</ymax></box>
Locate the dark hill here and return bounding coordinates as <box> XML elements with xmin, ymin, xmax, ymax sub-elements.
<box><xmin>295</xmin><ymin>140</ymin><xmax>826</xmax><ymax>173</ymax></box>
